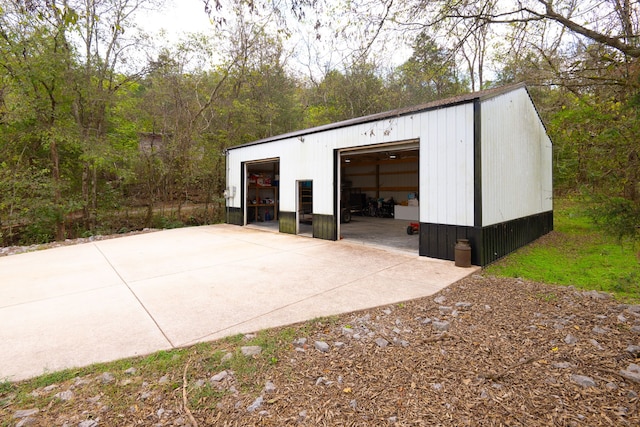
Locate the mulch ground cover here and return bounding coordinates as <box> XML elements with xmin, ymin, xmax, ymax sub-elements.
<box><xmin>3</xmin><ymin>272</ymin><xmax>640</xmax><ymax>426</ymax></box>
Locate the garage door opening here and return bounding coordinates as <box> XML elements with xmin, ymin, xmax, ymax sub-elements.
<box><xmin>339</xmin><ymin>142</ymin><xmax>419</xmax><ymax>254</ymax></box>
<box><xmin>245</xmin><ymin>159</ymin><xmax>279</xmax><ymax>231</ymax></box>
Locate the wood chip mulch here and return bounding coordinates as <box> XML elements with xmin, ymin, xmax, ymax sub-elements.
<box><xmin>3</xmin><ymin>274</ymin><xmax>640</xmax><ymax>426</ymax></box>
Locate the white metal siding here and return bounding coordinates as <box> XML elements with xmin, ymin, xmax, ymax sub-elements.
<box><xmin>481</xmin><ymin>89</ymin><xmax>553</xmax><ymax>226</ymax></box>
<box><xmin>228</xmin><ymin>105</ymin><xmax>476</xmax><ymax>225</ymax></box>
<box><xmin>419</xmin><ymin>104</ymin><xmax>475</xmax><ymax>226</ymax></box>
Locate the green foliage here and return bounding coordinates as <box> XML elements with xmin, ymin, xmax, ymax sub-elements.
<box><xmin>25</xmin><ymin>368</ymin><xmax>84</xmax><ymax>391</ymax></box>
<box><xmin>545</xmin><ymin>91</ymin><xmax>640</xmax><ymax>242</ymax></box>
<box><xmin>486</xmin><ymin>199</ymin><xmax>640</xmax><ymax>301</ymax></box>
<box><xmin>590</xmin><ymin>197</ymin><xmax>640</xmax><ymax>243</ymax></box>
<box><xmin>137</xmin><ymin>349</ymin><xmax>186</xmax><ymax>373</ymax></box>
<box><xmin>0</xmin><ymin>380</ymin><xmax>14</xmax><ymax>394</ymax></box>
<box><xmin>391</xmin><ymin>31</ymin><xmax>467</xmax><ymax>105</ymax></box>
<box><xmin>535</xmin><ymin>292</ymin><xmax>558</xmax><ymax>302</ymax></box>
<box><xmin>302</xmin><ymin>64</ymin><xmax>391</xmax><ymax>127</ymax></box>
<box><xmin>152</xmin><ymin>215</ymin><xmax>185</xmax><ymax>229</ymax></box>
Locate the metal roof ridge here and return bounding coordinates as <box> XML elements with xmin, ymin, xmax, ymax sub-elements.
<box><xmin>228</xmin><ymin>82</ymin><xmax>527</xmax><ymax>150</ymax></box>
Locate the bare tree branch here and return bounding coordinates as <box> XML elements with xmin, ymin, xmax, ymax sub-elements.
<box><xmin>534</xmin><ymin>0</ymin><xmax>640</xmax><ymax>58</ymax></box>
<box><xmin>440</xmin><ymin>1</ymin><xmax>640</xmax><ymax>58</ymax></box>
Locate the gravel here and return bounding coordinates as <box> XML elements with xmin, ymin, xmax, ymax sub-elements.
<box><xmin>0</xmin><ymin>229</ymin><xmax>159</xmax><ymax>257</ymax></box>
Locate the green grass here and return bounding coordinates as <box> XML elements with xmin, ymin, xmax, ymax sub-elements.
<box><xmin>0</xmin><ymin>326</ymin><xmax>312</xmax><ymax>419</ymax></box>
<box><xmin>485</xmin><ymin>198</ymin><xmax>640</xmax><ymax>301</ymax></box>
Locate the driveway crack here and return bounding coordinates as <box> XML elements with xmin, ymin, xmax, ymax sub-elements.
<box><xmin>93</xmin><ymin>244</ymin><xmax>175</xmax><ymax>348</ymax></box>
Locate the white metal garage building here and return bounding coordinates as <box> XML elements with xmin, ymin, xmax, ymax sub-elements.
<box><xmin>224</xmin><ymin>83</ymin><xmax>553</xmax><ymax>266</ymax></box>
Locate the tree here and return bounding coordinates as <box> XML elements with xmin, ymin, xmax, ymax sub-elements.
<box><xmin>0</xmin><ymin>0</ymin><xmax>166</xmax><ymax>241</ymax></box>
<box><xmin>132</xmin><ymin>14</ymin><xmax>301</xmax><ymax>225</ymax></box>
<box><xmin>548</xmin><ymin>92</ymin><xmax>640</xmax><ymax>242</ymax></box>
<box><xmin>301</xmin><ymin>60</ymin><xmax>392</xmax><ymax>128</ymax></box>
<box><xmin>407</xmin><ymin>1</ymin><xmax>640</xmax><ymax>59</ymax></box>
<box><xmin>70</xmin><ymin>0</ymin><xmax>163</xmax><ymax>230</ymax></box>
<box><xmin>0</xmin><ymin>1</ymin><xmax>80</xmax><ymax>241</ymax></box>
<box><xmin>391</xmin><ymin>31</ymin><xmax>466</xmax><ymax>106</ymax></box>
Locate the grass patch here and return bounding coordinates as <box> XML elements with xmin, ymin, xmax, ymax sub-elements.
<box><xmin>222</xmin><ymin>327</ymin><xmax>300</xmax><ymax>392</ymax></box>
<box><xmin>0</xmin><ymin>324</ymin><xmax>315</xmax><ymax>418</ymax></box>
<box><xmin>0</xmin><ymin>381</ymin><xmax>13</xmax><ymax>394</ymax></box>
<box><xmin>137</xmin><ymin>348</ymin><xmax>187</xmax><ymax>373</ymax></box>
<box><xmin>485</xmin><ymin>198</ymin><xmax>640</xmax><ymax>301</ymax></box>
<box><xmin>536</xmin><ymin>292</ymin><xmax>558</xmax><ymax>302</ymax></box>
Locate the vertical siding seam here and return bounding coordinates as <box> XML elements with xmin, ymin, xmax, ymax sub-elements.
<box><xmin>473</xmin><ymin>100</ymin><xmax>482</xmax><ymax>229</ymax></box>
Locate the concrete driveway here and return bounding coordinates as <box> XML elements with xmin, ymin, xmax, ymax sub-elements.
<box><xmin>0</xmin><ymin>224</ymin><xmax>478</xmax><ymax>382</ymax></box>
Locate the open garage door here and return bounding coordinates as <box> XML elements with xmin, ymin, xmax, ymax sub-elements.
<box><xmin>245</xmin><ymin>159</ymin><xmax>280</xmax><ymax>231</ymax></box>
<box><xmin>338</xmin><ymin>141</ymin><xmax>420</xmax><ymax>254</ymax></box>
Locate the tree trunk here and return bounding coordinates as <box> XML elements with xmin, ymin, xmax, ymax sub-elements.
<box><xmin>146</xmin><ymin>202</ymin><xmax>154</xmax><ymax>228</ymax></box>
<box><xmin>91</xmin><ymin>164</ymin><xmax>97</xmax><ymax>229</ymax></box>
<box><xmin>82</xmin><ymin>162</ymin><xmax>90</xmax><ymax>228</ymax></box>
<box><xmin>624</xmin><ymin>150</ymin><xmax>639</xmax><ymax>201</ymax></box>
<box><xmin>50</xmin><ymin>137</ymin><xmax>65</xmax><ymax>241</ymax></box>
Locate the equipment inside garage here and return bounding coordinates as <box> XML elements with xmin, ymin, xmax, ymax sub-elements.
<box><xmin>339</xmin><ymin>143</ymin><xmax>420</xmax><ymax>253</ymax></box>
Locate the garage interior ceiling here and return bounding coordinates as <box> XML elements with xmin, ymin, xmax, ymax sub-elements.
<box><xmin>341</xmin><ymin>142</ymin><xmax>419</xmax><ymax>164</ymax></box>
<box><xmin>342</xmin><ymin>150</ymin><xmax>418</xmax><ymax>164</ymax></box>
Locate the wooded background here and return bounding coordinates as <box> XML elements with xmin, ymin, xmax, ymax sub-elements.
<box><xmin>1</xmin><ymin>0</ymin><xmax>638</xmax><ymax>245</ymax></box>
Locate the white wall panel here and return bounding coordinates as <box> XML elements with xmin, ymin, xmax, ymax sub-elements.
<box><xmin>419</xmin><ymin>104</ymin><xmax>475</xmax><ymax>226</ymax></box>
<box><xmin>481</xmin><ymin>89</ymin><xmax>553</xmax><ymax>226</ymax></box>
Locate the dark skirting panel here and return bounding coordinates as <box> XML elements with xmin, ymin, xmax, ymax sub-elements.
<box><xmin>419</xmin><ymin>210</ymin><xmax>553</xmax><ymax>266</ymax></box>
<box><xmin>479</xmin><ymin>210</ymin><xmax>553</xmax><ymax>266</ymax></box>
<box><xmin>313</xmin><ymin>214</ymin><xmax>337</xmax><ymax>240</ymax></box>
<box><xmin>226</xmin><ymin>207</ymin><xmax>243</xmax><ymax>226</ymax></box>
<box><xmin>279</xmin><ymin>211</ymin><xmax>297</xmax><ymax>234</ymax></box>
<box><xmin>419</xmin><ymin>223</ymin><xmax>482</xmax><ymax>265</ymax></box>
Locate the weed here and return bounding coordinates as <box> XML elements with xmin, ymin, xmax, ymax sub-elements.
<box><xmin>271</xmin><ymin>327</ymin><xmax>297</xmax><ymax>344</ymax></box>
<box><xmin>189</xmin><ymin>383</ymin><xmax>228</xmax><ymax>410</ymax></box>
<box><xmin>611</xmin><ymin>271</ymin><xmax>640</xmax><ymax>300</ymax></box>
<box><xmin>138</xmin><ymin>349</ymin><xmax>185</xmax><ymax>372</ymax></box>
<box><xmin>221</xmin><ymin>334</ymin><xmax>245</xmax><ymax>345</ymax></box>
<box><xmin>193</xmin><ymin>341</ymin><xmax>213</xmax><ymax>353</ymax></box>
<box><xmin>0</xmin><ymin>381</ymin><xmax>13</xmax><ymax>395</ymax></box>
<box><xmin>201</xmin><ymin>350</ymin><xmax>229</xmax><ymax>372</ymax></box>
<box><xmin>152</xmin><ymin>215</ymin><xmax>185</xmax><ymax>229</ymax></box>
<box><xmin>536</xmin><ymin>292</ymin><xmax>558</xmax><ymax>302</ymax></box>
<box><xmin>27</xmin><ymin>369</ymin><xmax>83</xmax><ymax>390</ymax></box>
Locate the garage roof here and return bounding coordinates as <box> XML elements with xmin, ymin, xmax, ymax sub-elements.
<box><xmin>227</xmin><ymin>82</ymin><xmax>529</xmax><ymax>150</ymax></box>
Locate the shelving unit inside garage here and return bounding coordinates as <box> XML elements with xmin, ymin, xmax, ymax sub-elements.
<box><xmin>247</xmin><ymin>161</ymin><xmax>279</xmax><ymax>223</ymax></box>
